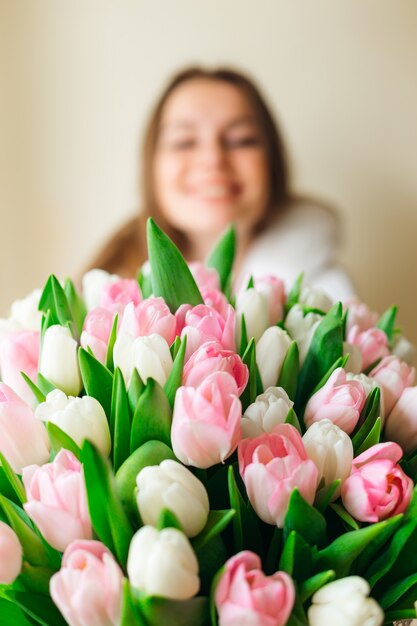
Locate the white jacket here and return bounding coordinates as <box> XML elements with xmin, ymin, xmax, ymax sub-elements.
<box><xmin>240</xmin><ymin>203</ymin><xmax>355</xmax><ymax>302</ymax></box>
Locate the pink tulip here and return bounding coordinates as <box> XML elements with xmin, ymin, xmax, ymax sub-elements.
<box><xmin>171</xmin><ymin>372</ymin><xmax>242</xmax><ymax>468</ymax></box>
<box><xmin>81</xmin><ymin>307</ymin><xmax>115</xmax><ymax>363</ymax></box>
<box><xmin>183</xmin><ymin>341</ymin><xmax>248</xmax><ymax>396</ymax></box>
<box><xmin>23</xmin><ymin>449</ymin><xmax>92</xmax><ymax>551</ymax></box>
<box><xmin>0</xmin><ymin>330</ymin><xmax>40</xmax><ymax>404</ymax></box>
<box><xmin>50</xmin><ymin>540</ymin><xmax>123</xmax><ymax>626</ymax></box>
<box><xmin>238</xmin><ymin>424</ymin><xmax>319</xmax><ymax>526</ymax></box>
<box><xmin>370</xmin><ymin>356</ymin><xmax>415</xmax><ymax>417</ymax></box>
<box><xmin>201</xmin><ymin>287</ymin><xmax>230</xmax><ymax>319</ymax></box>
<box><xmin>188</xmin><ymin>262</ymin><xmax>220</xmax><ymax>291</ymax></box>
<box><xmin>100</xmin><ymin>278</ymin><xmax>141</xmax><ymax>315</ymax></box>
<box><xmin>180</xmin><ymin>304</ymin><xmax>236</xmax><ymax>360</ymax></box>
<box><xmin>119</xmin><ymin>299</ymin><xmax>176</xmax><ymax>346</ymax></box>
<box><xmin>0</xmin><ymin>521</ymin><xmax>23</xmax><ymax>584</ymax></box>
<box><xmin>341</xmin><ymin>442</ymin><xmax>412</xmax><ymax>523</ymax></box>
<box><xmin>344</xmin><ymin>298</ymin><xmax>378</xmax><ymax>334</ymax></box>
<box><xmin>0</xmin><ymin>383</ymin><xmax>50</xmax><ymax>472</ymax></box>
<box><xmin>304</xmin><ymin>368</ymin><xmax>366</xmax><ymax>435</ymax></box>
<box><xmin>254</xmin><ymin>275</ymin><xmax>286</xmax><ymax>325</ymax></box>
<box><xmin>215</xmin><ymin>551</ymin><xmax>295</xmax><ymax>626</ymax></box>
<box><xmin>385</xmin><ymin>386</ymin><xmax>417</xmax><ymax>454</ymax></box>
<box><xmin>347</xmin><ymin>326</ymin><xmax>389</xmax><ymax>371</ymax></box>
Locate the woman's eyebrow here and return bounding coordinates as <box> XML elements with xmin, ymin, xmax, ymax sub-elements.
<box><xmin>225</xmin><ymin>116</ymin><xmax>258</xmax><ymax>130</ymax></box>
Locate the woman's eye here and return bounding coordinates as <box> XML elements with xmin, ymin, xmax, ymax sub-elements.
<box><xmin>225</xmin><ymin>136</ymin><xmax>260</xmax><ymax>148</ymax></box>
<box><xmin>169</xmin><ymin>138</ymin><xmax>196</xmax><ymax>150</ymax></box>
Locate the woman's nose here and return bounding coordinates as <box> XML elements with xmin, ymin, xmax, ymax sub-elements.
<box><xmin>197</xmin><ymin>139</ymin><xmax>228</xmax><ymax>168</ymax></box>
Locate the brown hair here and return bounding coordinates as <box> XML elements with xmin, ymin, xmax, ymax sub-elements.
<box><xmin>87</xmin><ymin>66</ymin><xmax>293</xmax><ymax>276</ymax></box>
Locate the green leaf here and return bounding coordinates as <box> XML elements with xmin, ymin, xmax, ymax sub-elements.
<box><xmin>299</xmin><ymin>570</ymin><xmax>336</xmax><ymax>602</ymax></box>
<box><xmin>0</xmin><ymin>495</ymin><xmax>50</xmax><ymax>566</ymax></box>
<box><xmin>227</xmin><ymin>465</ymin><xmax>244</xmax><ymax>552</ymax></box>
<box><xmin>170</xmin><ymin>336</ymin><xmax>182</xmax><ymax>359</ymax></box>
<box><xmin>354</xmin><ymin>514</ymin><xmax>402</xmax><ymax>576</ymax></box>
<box><xmin>314</xmin><ymin>480</ymin><xmax>341</xmax><ymax>513</ymax></box>
<box><xmin>105</xmin><ymin>313</ymin><xmax>119</xmax><ymax>372</ymax></box>
<box><xmin>0</xmin><ymin>452</ymin><xmax>26</xmax><ymax>504</ymax></box>
<box><xmin>128</xmin><ymin>370</ymin><xmax>144</xmax><ymax>415</ymax></box>
<box><xmin>277</xmin><ymin>341</ymin><xmax>299</xmax><ymax>401</ymax></box>
<box><xmin>138</xmin><ymin>265</ymin><xmax>153</xmax><ymax>301</ymax></box>
<box><xmin>295</xmin><ymin>303</ymin><xmax>343</xmax><ymax>414</ymax></box>
<box><xmin>238</xmin><ymin>314</ymin><xmax>248</xmax><ymax>357</ymax></box>
<box><xmin>315</xmin><ymin>518</ymin><xmax>392</xmax><ymax>577</ymax></box>
<box><xmin>192</xmin><ymin>510</ymin><xmax>235</xmax><ymax>552</ymax></box>
<box><xmin>384</xmin><ymin>609</ymin><xmax>417</xmax><ymax>622</ymax></box>
<box><xmin>46</xmin><ymin>422</ymin><xmax>82</xmax><ymax>460</ymax></box>
<box><xmin>329</xmin><ymin>503</ymin><xmax>360</xmax><ymax>531</ymax></box>
<box><xmin>265</xmin><ymin>527</ymin><xmax>283</xmax><ymax>575</ymax></box>
<box><xmin>379</xmin><ymin>572</ymin><xmax>417</xmax><ymax>610</ymax></box>
<box><xmin>284</xmin><ymin>489</ymin><xmax>327</xmax><ymax>548</ymax></box>
<box><xmin>112</xmin><ymin>368</ymin><xmax>131</xmax><ymax>471</ymax></box>
<box><xmin>164</xmin><ymin>336</ymin><xmax>187</xmax><ymax>409</ymax></box>
<box><xmin>19</xmin><ymin>561</ymin><xmax>56</xmax><ymax>595</ymax></box>
<box><xmin>36</xmin><ymin>373</ymin><xmax>56</xmax><ymax>396</ymax></box>
<box><xmin>64</xmin><ymin>277</ymin><xmax>87</xmax><ymax>336</ymax></box>
<box><xmin>147</xmin><ymin>218</ymin><xmax>203</xmax><ymax>311</ymax></box>
<box><xmin>0</xmin><ymin>599</ymin><xmax>34</xmax><ymax>626</ymax></box>
<box><xmin>0</xmin><ymin>590</ymin><xmax>68</xmax><ymax>626</ymax></box>
<box><xmin>209</xmin><ymin>567</ymin><xmax>224</xmax><ymax>626</ymax></box>
<box><xmin>285</xmin><ymin>408</ymin><xmax>302</xmax><ymax>435</ymax></box>
<box><xmin>310</xmin><ymin>354</ymin><xmax>349</xmax><ymax>396</ymax></box>
<box><xmin>38</xmin><ymin>274</ymin><xmax>73</xmax><ymax>327</ymax></box>
<box><xmin>239</xmin><ymin>338</ymin><xmax>257</xmax><ymax>411</ymax></box>
<box><xmin>206</xmin><ymin>225</ymin><xmax>236</xmax><ymax>292</ymax></box>
<box><xmin>377</xmin><ymin>304</ymin><xmax>397</xmax><ymax>345</ymax></box>
<box><xmin>351</xmin><ymin>387</ymin><xmax>381</xmax><ymax>452</ymax></box>
<box><xmin>138</xmin><ymin>594</ymin><xmax>210</xmax><ymax>626</ymax></box>
<box><xmin>82</xmin><ymin>441</ymin><xmax>134</xmax><ymax>567</ymax></box>
<box><xmin>157</xmin><ymin>508</ymin><xmax>183</xmax><ymax>532</ymax></box>
<box><xmin>285</xmin><ymin>273</ymin><xmax>304</xmax><ymax>313</ymax></box>
<box><xmin>115</xmin><ymin>441</ymin><xmax>177</xmax><ymax>522</ymax></box>
<box><xmin>119</xmin><ymin>579</ymin><xmax>149</xmax><ymax>626</ymax></box>
<box><xmin>130</xmin><ymin>379</ymin><xmax>172</xmax><ymax>452</ymax></box>
<box><xmin>79</xmin><ymin>347</ymin><xmax>113</xmax><ymax>418</ymax></box>
<box><xmin>355</xmin><ymin>416</ymin><xmax>382</xmax><ymax>456</ymax></box>
<box><xmin>279</xmin><ymin>530</ymin><xmax>313</xmax><ymax>580</ymax></box>
<box><xmin>20</xmin><ymin>372</ymin><xmax>45</xmax><ymax>404</ymax></box>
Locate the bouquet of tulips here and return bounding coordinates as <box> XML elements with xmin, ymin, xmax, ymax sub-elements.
<box><xmin>1</xmin><ymin>219</ymin><xmax>417</xmax><ymax>626</ymax></box>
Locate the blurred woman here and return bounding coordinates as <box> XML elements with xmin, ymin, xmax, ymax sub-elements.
<box><xmin>88</xmin><ymin>66</ymin><xmax>353</xmax><ymax>299</ymax></box>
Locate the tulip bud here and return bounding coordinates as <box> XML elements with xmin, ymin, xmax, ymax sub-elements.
<box><xmin>241</xmin><ymin>386</ymin><xmax>293</xmax><ymax>438</ymax></box>
<box><xmin>0</xmin><ymin>383</ymin><xmax>50</xmax><ymax>472</ymax></box>
<box><xmin>23</xmin><ymin>449</ymin><xmax>92</xmax><ymax>551</ymax></box>
<box><xmin>120</xmin><ymin>298</ymin><xmax>176</xmax><ymax>346</ymax></box>
<box><xmin>188</xmin><ymin>262</ymin><xmax>220</xmax><ymax>291</ymax></box>
<box><xmin>370</xmin><ymin>355</ymin><xmax>415</xmax><ymax>416</ymax></box>
<box><xmin>303</xmin><ymin>419</ymin><xmax>353</xmax><ymax>496</ymax></box>
<box><xmin>50</xmin><ymin>540</ymin><xmax>123</xmax><ymax>626</ymax></box>
<box><xmin>343</xmin><ymin>341</ymin><xmax>362</xmax><ymax>375</ymax></box>
<box><xmin>80</xmin><ymin>307</ymin><xmax>115</xmax><ymax>364</ymax></box>
<box><xmin>299</xmin><ymin>285</ymin><xmax>332</xmax><ymax>312</ymax></box>
<box><xmin>35</xmin><ymin>389</ymin><xmax>111</xmax><ymax>456</ymax></box>
<box><xmin>344</xmin><ymin>298</ymin><xmax>378</xmax><ymax>334</ymax></box>
<box><xmin>285</xmin><ymin>305</ymin><xmax>321</xmax><ymax>363</ymax></box>
<box><xmin>347</xmin><ymin>326</ymin><xmax>389</xmax><ymax>371</ymax></box>
<box><xmin>82</xmin><ymin>269</ymin><xmax>119</xmax><ymax>311</ymax></box>
<box><xmin>256</xmin><ymin>326</ymin><xmax>291</xmax><ymax>390</ymax></box>
<box><xmin>0</xmin><ymin>329</ymin><xmax>40</xmax><ymax>405</ymax></box>
<box><xmin>235</xmin><ymin>288</ymin><xmax>269</xmax><ymax>343</ymax></box>
<box><xmin>100</xmin><ymin>278</ymin><xmax>141</xmax><ymax>315</ymax></box>
<box><xmin>215</xmin><ymin>551</ymin><xmax>295</xmax><ymax>626</ymax></box>
<box><xmin>385</xmin><ymin>386</ymin><xmax>417</xmax><ymax>454</ymax></box>
<box><xmin>392</xmin><ymin>333</ymin><xmax>416</xmax><ymax>366</ymax></box>
<box><xmin>253</xmin><ymin>275</ymin><xmax>286</xmax><ymax>325</ymax></box>
<box><xmin>127</xmin><ymin>526</ymin><xmax>200</xmax><ymax>600</ymax></box>
<box><xmin>114</xmin><ymin>332</ymin><xmax>173</xmax><ymax>387</ymax></box>
<box><xmin>40</xmin><ymin>325</ymin><xmax>82</xmax><ymax>396</ymax></box>
<box><xmin>0</xmin><ymin>521</ymin><xmax>23</xmax><ymax>584</ymax></box>
<box><xmin>182</xmin><ymin>341</ymin><xmax>248</xmax><ymax>395</ymax></box>
<box><xmin>308</xmin><ymin>576</ymin><xmax>384</xmax><ymax>626</ymax></box>
<box><xmin>10</xmin><ymin>288</ymin><xmax>43</xmax><ymax>331</ymax></box>
<box><xmin>136</xmin><ymin>460</ymin><xmax>209</xmax><ymax>537</ymax></box>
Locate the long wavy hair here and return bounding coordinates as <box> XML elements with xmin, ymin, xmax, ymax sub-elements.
<box><xmin>88</xmin><ymin>66</ymin><xmax>293</xmax><ymax>276</ymax></box>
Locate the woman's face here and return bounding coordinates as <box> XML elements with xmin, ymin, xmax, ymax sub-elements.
<box><xmin>153</xmin><ymin>78</ymin><xmax>269</xmax><ymax>241</ymax></box>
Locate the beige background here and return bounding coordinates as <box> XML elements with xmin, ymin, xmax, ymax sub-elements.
<box><xmin>1</xmin><ymin>1</ymin><xmax>416</xmax><ymax>344</ymax></box>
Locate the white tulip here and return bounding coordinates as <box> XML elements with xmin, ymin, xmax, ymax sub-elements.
<box><xmin>127</xmin><ymin>526</ymin><xmax>200</xmax><ymax>600</ymax></box>
<box><xmin>82</xmin><ymin>269</ymin><xmax>119</xmax><ymax>310</ymax></box>
<box><xmin>303</xmin><ymin>419</ymin><xmax>353</xmax><ymax>497</ymax></box>
<box><xmin>346</xmin><ymin>372</ymin><xmax>384</xmax><ymax>418</ymax></box>
<box><xmin>10</xmin><ymin>289</ymin><xmax>43</xmax><ymax>331</ymax></box>
<box><xmin>35</xmin><ymin>389</ymin><xmax>111</xmax><ymax>456</ymax></box>
<box><xmin>299</xmin><ymin>285</ymin><xmax>333</xmax><ymax>312</ymax></box>
<box><xmin>308</xmin><ymin>576</ymin><xmax>384</xmax><ymax>626</ymax></box>
<box><xmin>40</xmin><ymin>325</ymin><xmax>82</xmax><ymax>396</ymax></box>
<box><xmin>392</xmin><ymin>333</ymin><xmax>416</xmax><ymax>366</ymax></box>
<box><xmin>343</xmin><ymin>341</ymin><xmax>363</xmax><ymax>374</ymax></box>
<box><xmin>236</xmin><ymin>288</ymin><xmax>269</xmax><ymax>343</ymax></box>
<box><xmin>256</xmin><ymin>326</ymin><xmax>292</xmax><ymax>390</ymax></box>
<box><xmin>285</xmin><ymin>305</ymin><xmax>321</xmax><ymax>363</ymax></box>
<box><xmin>242</xmin><ymin>386</ymin><xmax>293</xmax><ymax>438</ymax></box>
<box><xmin>114</xmin><ymin>332</ymin><xmax>173</xmax><ymax>387</ymax></box>
<box><xmin>136</xmin><ymin>460</ymin><xmax>209</xmax><ymax>537</ymax></box>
